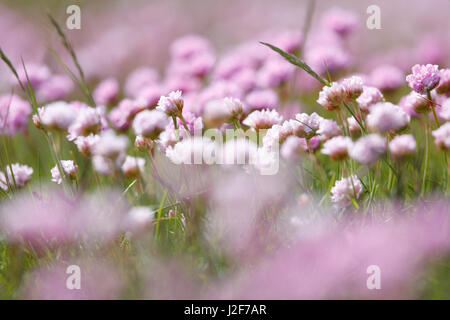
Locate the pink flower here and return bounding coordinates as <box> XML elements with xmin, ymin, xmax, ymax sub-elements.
<box><xmin>92</xmin><ymin>130</ymin><xmax>129</xmax><ymax>160</ymax></box>
<box><xmin>256</xmin><ymin>57</ymin><xmax>295</xmax><ymax>88</ymax></box>
<box><xmin>366</xmin><ymin>102</ymin><xmax>410</xmax><ymax>133</ymax></box>
<box><xmin>436</xmin><ymin>68</ymin><xmax>450</xmax><ymax>96</ymax></box>
<box><xmin>321</xmin><ymin>7</ymin><xmax>359</xmax><ymax>37</ymax></box>
<box><xmin>321</xmin><ymin>136</ymin><xmax>353</xmax><ymax>161</ymax></box>
<box><xmin>263</xmin><ymin>121</ymin><xmax>294</xmax><ymax>151</ymax></box>
<box><xmin>109</xmin><ymin>99</ymin><xmax>145</xmax><ymax>131</ymax></box>
<box><xmin>341</xmin><ymin>76</ymin><xmax>364</xmax><ymax>101</ymax></box>
<box><xmin>245</xmin><ymin>89</ymin><xmax>278</xmax><ymax>112</ymax></box>
<box><xmin>51</xmin><ymin>160</ymin><xmax>78</xmax><ymax>184</ymax></box>
<box><xmin>123</xmin><ymin>207</ymin><xmax>154</xmax><ymax>233</ymax></box>
<box><xmin>135</xmin><ymin>84</ymin><xmax>164</xmax><ymax>109</ymax></box>
<box><xmin>67</xmin><ymin>107</ymin><xmax>101</xmax><ymax>140</ymax></box>
<box><xmin>294</xmin><ymin>112</ymin><xmax>324</xmax><ymax>138</ymax></box>
<box><xmin>124</xmin><ymin>67</ymin><xmax>159</xmax><ymax>98</ymax></box>
<box><xmin>36</xmin><ymin>75</ymin><xmax>73</xmax><ymax>102</ymax></box>
<box><xmin>156</xmin><ymin>90</ymin><xmax>184</xmax><ymax>116</ymax></box>
<box><xmin>317</xmin><ymin>82</ymin><xmax>345</xmax><ymax>111</ymax></box>
<box><xmin>15</xmin><ymin>63</ymin><xmax>50</xmax><ymax>88</ymax></box>
<box><xmin>135</xmin><ymin>135</ymin><xmax>154</xmax><ymax>152</ymax></box>
<box><xmin>330</xmin><ymin>175</ymin><xmax>362</xmax><ymax>208</ymax></box>
<box><xmin>317</xmin><ymin>119</ymin><xmax>341</xmax><ymax>140</ymax></box>
<box><xmin>170</xmin><ymin>35</ymin><xmax>213</xmax><ymax>61</ymax></box>
<box><xmin>243</xmin><ymin>109</ymin><xmax>283</xmax><ymax>130</ymax></box>
<box><xmin>349</xmin><ymin>134</ymin><xmax>386</xmax><ymax>165</ymax></box>
<box><xmin>389</xmin><ymin>134</ymin><xmax>417</xmax><ymax>158</ymax></box>
<box><xmin>93</xmin><ymin>78</ymin><xmax>120</xmax><ymax>106</ymax></box>
<box><xmin>432</xmin><ymin>122</ymin><xmax>450</xmax><ymax>150</ymax></box>
<box><xmin>347</xmin><ymin>116</ymin><xmax>361</xmax><ymax>132</ymax></box>
<box><xmin>399</xmin><ymin>92</ymin><xmax>429</xmax><ymax>115</ymax></box>
<box><xmin>438</xmin><ymin>98</ymin><xmax>450</xmax><ymax>122</ymax></box>
<box><xmin>0</xmin><ymin>94</ymin><xmax>32</xmax><ymax>136</ymax></box>
<box><xmin>369</xmin><ymin>65</ymin><xmax>404</xmax><ymax>91</ymax></box>
<box><xmin>5</xmin><ymin>163</ymin><xmax>33</xmax><ymax>188</ymax></box>
<box><xmin>306</xmin><ymin>44</ymin><xmax>351</xmax><ymax>75</ymax></box>
<box><xmin>132</xmin><ymin>110</ymin><xmax>168</xmax><ymax>139</ymax></box>
<box><xmin>121</xmin><ymin>156</ymin><xmax>145</xmax><ymax>178</ymax></box>
<box><xmin>280</xmin><ymin>136</ymin><xmax>305</xmax><ymax>161</ymax></box>
<box><xmin>406</xmin><ymin>64</ymin><xmax>441</xmax><ymax>94</ymax></box>
<box><xmin>74</xmin><ymin>134</ymin><xmax>100</xmax><ymax>157</ymax></box>
<box><xmin>37</xmin><ymin>101</ymin><xmax>77</xmax><ymax>131</ymax></box>
<box><xmin>356</xmin><ymin>86</ymin><xmax>384</xmax><ymax>111</ymax></box>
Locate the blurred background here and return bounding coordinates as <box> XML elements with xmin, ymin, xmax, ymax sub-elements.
<box><xmin>1</xmin><ymin>0</ymin><xmax>449</xmax><ymax>88</ymax></box>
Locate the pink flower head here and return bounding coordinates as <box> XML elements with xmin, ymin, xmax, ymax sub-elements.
<box><xmin>400</xmin><ymin>92</ymin><xmax>429</xmax><ymax>115</ymax></box>
<box><xmin>109</xmin><ymin>99</ymin><xmax>145</xmax><ymax>131</ymax></box>
<box><xmin>67</xmin><ymin>107</ymin><xmax>101</xmax><ymax>140</ymax></box>
<box><xmin>123</xmin><ymin>207</ymin><xmax>154</xmax><ymax>233</ymax></box>
<box><xmin>263</xmin><ymin>121</ymin><xmax>294</xmax><ymax>152</ymax></box>
<box><xmin>224</xmin><ymin>97</ymin><xmax>244</xmax><ymax>119</ymax></box>
<box><xmin>347</xmin><ymin>116</ymin><xmax>361</xmax><ymax>132</ymax></box>
<box><xmin>135</xmin><ymin>84</ymin><xmax>164</xmax><ymax>109</ymax></box>
<box><xmin>0</xmin><ymin>94</ymin><xmax>32</xmax><ymax>136</ymax></box>
<box><xmin>341</xmin><ymin>76</ymin><xmax>364</xmax><ymax>101</ymax></box>
<box><xmin>436</xmin><ymin>68</ymin><xmax>450</xmax><ymax>96</ymax></box>
<box><xmin>15</xmin><ymin>63</ymin><xmax>50</xmax><ymax>88</ymax></box>
<box><xmin>317</xmin><ymin>119</ymin><xmax>342</xmax><ymax>141</ymax></box>
<box><xmin>167</xmin><ymin>51</ymin><xmax>215</xmax><ymax>78</ymax></box>
<box><xmin>170</xmin><ymin>35</ymin><xmax>213</xmax><ymax>61</ymax></box>
<box><xmin>280</xmin><ymin>136</ymin><xmax>305</xmax><ymax>161</ymax></box>
<box><xmin>51</xmin><ymin>160</ymin><xmax>78</xmax><ymax>184</ymax></box>
<box><xmin>132</xmin><ymin>109</ymin><xmax>168</xmax><ymax>139</ymax></box>
<box><xmin>349</xmin><ymin>134</ymin><xmax>386</xmax><ymax>165</ymax></box>
<box><xmin>121</xmin><ymin>156</ymin><xmax>145</xmax><ymax>178</ymax></box>
<box><xmin>438</xmin><ymin>98</ymin><xmax>450</xmax><ymax>122</ymax></box>
<box><xmin>243</xmin><ymin>109</ymin><xmax>283</xmax><ymax>130</ymax></box>
<box><xmin>135</xmin><ymin>135</ymin><xmax>154</xmax><ymax>152</ymax></box>
<box><xmin>366</xmin><ymin>102</ymin><xmax>410</xmax><ymax>133</ymax></box>
<box><xmin>356</xmin><ymin>86</ymin><xmax>384</xmax><ymax>112</ymax></box>
<box><xmin>389</xmin><ymin>134</ymin><xmax>417</xmax><ymax>158</ymax></box>
<box><xmin>156</xmin><ymin>90</ymin><xmax>184</xmax><ymax>116</ymax></box>
<box><xmin>124</xmin><ymin>67</ymin><xmax>159</xmax><ymax>98</ymax></box>
<box><xmin>37</xmin><ymin>101</ymin><xmax>77</xmax><ymax>131</ymax></box>
<box><xmin>306</xmin><ymin>44</ymin><xmax>351</xmax><ymax>75</ymax></box>
<box><xmin>369</xmin><ymin>65</ymin><xmax>404</xmax><ymax>91</ymax></box>
<box><xmin>321</xmin><ymin>7</ymin><xmax>359</xmax><ymax>37</ymax></box>
<box><xmin>256</xmin><ymin>57</ymin><xmax>295</xmax><ymax>88</ymax></box>
<box><xmin>321</xmin><ymin>136</ymin><xmax>353</xmax><ymax>161</ymax></box>
<box><xmin>36</xmin><ymin>75</ymin><xmax>73</xmax><ymax>102</ymax></box>
<box><xmin>294</xmin><ymin>112</ymin><xmax>324</xmax><ymax>138</ymax></box>
<box><xmin>261</xmin><ymin>29</ymin><xmax>302</xmax><ymax>54</ymax></box>
<box><xmin>93</xmin><ymin>78</ymin><xmax>120</xmax><ymax>106</ymax></box>
<box><xmin>406</xmin><ymin>64</ymin><xmax>441</xmax><ymax>94</ymax></box>
<box><xmin>330</xmin><ymin>175</ymin><xmax>362</xmax><ymax>208</ymax></box>
<box><xmin>245</xmin><ymin>89</ymin><xmax>278</xmax><ymax>112</ymax></box>
<box><xmin>92</xmin><ymin>130</ymin><xmax>129</xmax><ymax>160</ymax></box>
<box><xmin>74</xmin><ymin>134</ymin><xmax>100</xmax><ymax>157</ymax></box>
<box><xmin>432</xmin><ymin>122</ymin><xmax>450</xmax><ymax>150</ymax></box>
<box><xmin>317</xmin><ymin>82</ymin><xmax>345</xmax><ymax>111</ymax></box>
<box><xmin>5</xmin><ymin>163</ymin><xmax>33</xmax><ymax>188</ymax></box>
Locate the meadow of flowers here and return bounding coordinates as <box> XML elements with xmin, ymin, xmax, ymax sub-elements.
<box><xmin>0</xmin><ymin>0</ymin><xmax>449</xmax><ymax>300</ymax></box>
